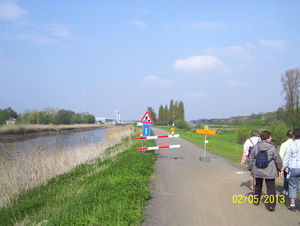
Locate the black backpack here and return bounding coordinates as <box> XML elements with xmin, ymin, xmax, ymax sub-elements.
<box><xmin>256</xmin><ymin>150</ymin><xmax>269</xmax><ymax>168</ymax></box>
<box><xmin>248</xmin><ymin>139</ymin><xmax>255</xmax><ymax>157</ymax></box>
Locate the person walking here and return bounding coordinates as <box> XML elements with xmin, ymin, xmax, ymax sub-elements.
<box><xmin>241</xmin><ymin>130</ymin><xmax>260</xmax><ymax>190</ymax></box>
<box><xmin>248</xmin><ymin>131</ymin><xmax>282</xmax><ymax>211</ymax></box>
<box><xmin>279</xmin><ymin>130</ymin><xmax>293</xmax><ymax>196</ymax></box>
<box><xmin>280</xmin><ymin>128</ymin><xmax>300</xmax><ymax>212</ymax></box>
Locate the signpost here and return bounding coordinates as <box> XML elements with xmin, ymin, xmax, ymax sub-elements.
<box><xmin>140</xmin><ymin>111</ymin><xmax>154</xmax><ymax>124</ymax></box>
<box><xmin>142</xmin><ymin>124</ymin><xmax>151</xmax><ymax>136</ymax></box>
<box><xmin>196</xmin><ymin>129</ymin><xmax>218</xmax><ymax>135</ymax></box>
<box><xmin>197</xmin><ymin>126</ymin><xmax>218</xmax><ymax>162</ymax></box>
<box><xmin>136</xmin><ymin>119</ymin><xmax>182</xmax><ymax>159</ymax></box>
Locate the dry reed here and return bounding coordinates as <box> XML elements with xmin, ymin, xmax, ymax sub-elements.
<box><xmin>0</xmin><ymin>124</ymin><xmax>106</xmax><ymax>134</ymax></box>
<box><xmin>0</xmin><ymin>125</ymin><xmax>135</xmax><ymax>209</ymax></box>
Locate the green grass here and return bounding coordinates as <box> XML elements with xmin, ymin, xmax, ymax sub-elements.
<box><xmin>158</xmin><ymin>126</ymin><xmax>242</xmax><ymax>164</ymax></box>
<box><xmin>0</xmin><ymin>133</ymin><xmax>156</xmax><ymax>226</ymax></box>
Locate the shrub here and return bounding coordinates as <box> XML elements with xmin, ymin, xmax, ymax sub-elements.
<box><xmin>175</xmin><ymin>119</ymin><xmax>188</xmax><ymax>129</ymax></box>
<box><xmin>18</xmin><ymin>127</ymin><xmax>26</xmax><ymax>134</ymax></box>
<box><xmin>236</xmin><ymin>125</ymin><xmax>252</xmax><ymax>144</ymax></box>
<box><xmin>270</xmin><ymin>123</ymin><xmax>288</xmax><ymax>145</ymax></box>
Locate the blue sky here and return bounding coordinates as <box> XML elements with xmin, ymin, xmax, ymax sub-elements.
<box><xmin>1</xmin><ymin>0</ymin><xmax>299</xmax><ymax>121</ymax></box>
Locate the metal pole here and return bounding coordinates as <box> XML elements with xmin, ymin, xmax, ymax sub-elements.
<box><xmin>204</xmin><ymin>135</ymin><xmax>207</xmax><ymax>158</ymax></box>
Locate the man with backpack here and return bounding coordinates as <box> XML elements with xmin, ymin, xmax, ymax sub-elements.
<box><xmin>241</xmin><ymin>130</ymin><xmax>260</xmax><ymax>190</ymax></box>
<box><xmin>247</xmin><ymin>131</ymin><xmax>282</xmax><ymax>211</ymax></box>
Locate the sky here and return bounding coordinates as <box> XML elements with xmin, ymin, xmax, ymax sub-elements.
<box><xmin>0</xmin><ymin>0</ymin><xmax>300</xmax><ymax>121</ymax></box>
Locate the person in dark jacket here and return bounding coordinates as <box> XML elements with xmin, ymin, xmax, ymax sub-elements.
<box><xmin>247</xmin><ymin>131</ymin><xmax>282</xmax><ymax>211</ymax></box>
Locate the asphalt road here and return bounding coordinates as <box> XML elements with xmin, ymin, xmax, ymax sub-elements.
<box><xmin>142</xmin><ymin>127</ymin><xmax>300</xmax><ymax>226</ymax></box>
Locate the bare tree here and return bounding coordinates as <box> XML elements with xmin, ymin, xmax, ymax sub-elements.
<box><xmin>281</xmin><ymin>68</ymin><xmax>300</xmax><ymax>128</ymax></box>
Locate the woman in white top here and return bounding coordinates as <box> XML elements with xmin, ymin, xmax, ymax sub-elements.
<box><xmin>279</xmin><ymin>130</ymin><xmax>293</xmax><ymax>195</ymax></box>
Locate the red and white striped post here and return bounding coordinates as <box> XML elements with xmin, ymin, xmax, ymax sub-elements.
<box><xmin>136</xmin><ymin>127</ymin><xmax>182</xmax><ymax>159</ymax></box>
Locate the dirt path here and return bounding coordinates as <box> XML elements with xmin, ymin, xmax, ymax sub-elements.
<box><xmin>143</xmin><ymin>127</ymin><xmax>300</xmax><ymax>226</ymax></box>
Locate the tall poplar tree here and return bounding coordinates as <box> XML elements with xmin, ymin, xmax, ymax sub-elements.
<box><xmin>173</xmin><ymin>101</ymin><xmax>178</xmax><ymax>120</ymax></box>
<box><xmin>168</xmin><ymin>99</ymin><xmax>174</xmax><ymax>125</ymax></box>
<box><xmin>177</xmin><ymin>101</ymin><xmax>185</xmax><ymax>120</ymax></box>
<box><xmin>164</xmin><ymin>104</ymin><xmax>168</xmax><ymax>122</ymax></box>
<box><xmin>158</xmin><ymin>105</ymin><xmax>164</xmax><ymax>122</ymax></box>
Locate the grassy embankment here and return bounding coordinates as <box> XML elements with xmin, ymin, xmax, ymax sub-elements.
<box><xmin>0</xmin><ymin>126</ymin><xmax>156</xmax><ymax>225</ymax></box>
<box><xmin>157</xmin><ymin>126</ymin><xmax>298</xmax><ymax>195</ymax></box>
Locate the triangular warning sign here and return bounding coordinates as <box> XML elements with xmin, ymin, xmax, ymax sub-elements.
<box><xmin>140</xmin><ymin>111</ymin><xmax>154</xmax><ymax>124</ymax></box>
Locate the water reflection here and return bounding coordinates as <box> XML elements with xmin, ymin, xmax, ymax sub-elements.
<box><xmin>0</xmin><ymin>129</ymin><xmax>107</xmax><ymax>157</ymax></box>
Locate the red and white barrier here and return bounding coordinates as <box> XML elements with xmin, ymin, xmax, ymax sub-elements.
<box><xmin>136</xmin><ymin>134</ymin><xmax>179</xmax><ymax>140</ymax></box>
<box><xmin>137</xmin><ymin>144</ymin><xmax>180</xmax><ymax>151</ymax></box>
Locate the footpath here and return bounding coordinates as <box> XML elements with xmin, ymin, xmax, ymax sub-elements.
<box><xmin>143</xmin><ymin>127</ymin><xmax>300</xmax><ymax>226</ymax></box>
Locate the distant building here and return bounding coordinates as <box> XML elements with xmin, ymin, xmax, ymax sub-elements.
<box><xmin>6</xmin><ymin>117</ymin><xmax>18</xmax><ymax>125</ymax></box>
<box><xmin>95</xmin><ymin>117</ymin><xmax>114</xmax><ymax>124</ymax></box>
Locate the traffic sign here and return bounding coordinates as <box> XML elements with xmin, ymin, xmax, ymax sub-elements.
<box><xmin>142</xmin><ymin>124</ymin><xmax>151</xmax><ymax>136</ymax></box>
<box><xmin>140</xmin><ymin>111</ymin><xmax>154</xmax><ymax>124</ymax></box>
<box><xmin>196</xmin><ymin>129</ymin><xmax>218</xmax><ymax>135</ymax></box>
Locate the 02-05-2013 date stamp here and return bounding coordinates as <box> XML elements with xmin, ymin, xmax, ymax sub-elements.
<box><xmin>232</xmin><ymin>194</ymin><xmax>285</xmax><ymax>204</ymax></box>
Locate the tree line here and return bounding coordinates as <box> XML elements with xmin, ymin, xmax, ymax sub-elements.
<box><xmin>0</xmin><ymin>107</ymin><xmax>96</xmax><ymax>125</ymax></box>
<box><xmin>146</xmin><ymin>100</ymin><xmax>187</xmax><ymax>128</ymax></box>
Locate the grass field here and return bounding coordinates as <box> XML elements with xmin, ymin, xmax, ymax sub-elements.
<box><xmin>0</xmin><ymin>131</ymin><xmax>156</xmax><ymax>225</ymax></box>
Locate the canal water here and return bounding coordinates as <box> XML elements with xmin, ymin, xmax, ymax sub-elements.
<box><xmin>0</xmin><ymin>129</ymin><xmax>107</xmax><ymax>159</ymax></box>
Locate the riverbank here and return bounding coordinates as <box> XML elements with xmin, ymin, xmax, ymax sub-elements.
<box><xmin>0</xmin><ymin>132</ymin><xmax>155</xmax><ymax>225</ymax></box>
<box><xmin>0</xmin><ymin>124</ymin><xmax>135</xmax><ymax>210</ymax></box>
<box><xmin>0</xmin><ymin>124</ymin><xmax>109</xmax><ymax>143</ymax></box>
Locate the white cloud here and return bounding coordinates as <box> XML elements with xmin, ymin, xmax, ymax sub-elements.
<box><xmin>129</xmin><ymin>19</ymin><xmax>147</xmax><ymax>28</ymax></box>
<box><xmin>180</xmin><ymin>21</ymin><xmax>225</xmax><ymax>30</ymax></box>
<box><xmin>13</xmin><ymin>33</ymin><xmax>52</xmax><ymax>45</ymax></box>
<box><xmin>43</xmin><ymin>23</ymin><xmax>80</xmax><ymax>41</ymax></box>
<box><xmin>0</xmin><ymin>0</ymin><xmax>27</xmax><ymax>21</ymax></box>
<box><xmin>258</xmin><ymin>39</ymin><xmax>287</xmax><ymax>49</ymax></box>
<box><xmin>203</xmin><ymin>45</ymin><xmax>255</xmax><ymax>61</ymax></box>
<box><xmin>223</xmin><ymin>80</ymin><xmax>245</xmax><ymax>86</ymax></box>
<box><xmin>185</xmin><ymin>92</ymin><xmax>204</xmax><ymax>98</ymax></box>
<box><xmin>1</xmin><ymin>23</ymin><xmax>80</xmax><ymax>45</ymax></box>
<box><xmin>140</xmin><ymin>75</ymin><xmax>175</xmax><ymax>86</ymax></box>
<box><xmin>174</xmin><ymin>55</ymin><xmax>225</xmax><ymax>71</ymax></box>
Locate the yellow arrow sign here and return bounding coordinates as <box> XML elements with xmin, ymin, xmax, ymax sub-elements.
<box><xmin>196</xmin><ymin>129</ymin><xmax>218</xmax><ymax>135</ymax></box>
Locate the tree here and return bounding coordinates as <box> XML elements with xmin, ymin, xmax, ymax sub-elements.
<box><xmin>163</xmin><ymin>104</ymin><xmax>168</xmax><ymax>122</ymax></box>
<box><xmin>168</xmin><ymin>99</ymin><xmax>174</xmax><ymax>125</ymax></box>
<box><xmin>0</xmin><ymin>107</ymin><xmax>18</xmax><ymax>124</ymax></box>
<box><xmin>281</xmin><ymin>68</ymin><xmax>300</xmax><ymax>128</ymax></box>
<box><xmin>38</xmin><ymin>111</ymin><xmax>52</xmax><ymax>124</ymax></box>
<box><xmin>43</xmin><ymin>107</ymin><xmax>58</xmax><ymax>115</ymax></box>
<box><xmin>158</xmin><ymin>105</ymin><xmax>164</xmax><ymax>122</ymax></box>
<box><xmin>82</xmin><ymin>114</ymin><xmax>95</xmax><ymax>124</ymax></box>
<box><xmin>275</xmin><ymin>107</ymin><xmax>286</xmax><ymax>122</ymax></box>
<box><xmin>28</xmin><ymin>112</ymin><xmax>39</xmax><ymax>124</ymax></box>
<box><xmin>52</xmin><ymin>109</ymin><xmax>75</xmax><ymax>125</ymax></box>
<box><xmin>147</xmin><ymin>107</ymin><xmax>157</xmax><ymax>123</ymax></box>
<box><xmin>70</xmin><ymin>115</ymin><xmax>81</xmax><ymax>124</ymax></box>
<box><xmin>231</xmin><ymin>117</ymin><xmax>240</xmax><ymax>126</ymax></box>
<box><xmin>173</xmin><ymin>101</ymin><xmax>178</xmax><ymax>120</ymax></box>
<box><xmin>18</xmin><ymin>112</ymin><xmax>30</xmax><ymax>124</ymax></box>
<box><xmin>177</xmin><ymin>101</ymin><xmax>185</xmax><ymax>120</ymax></box>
